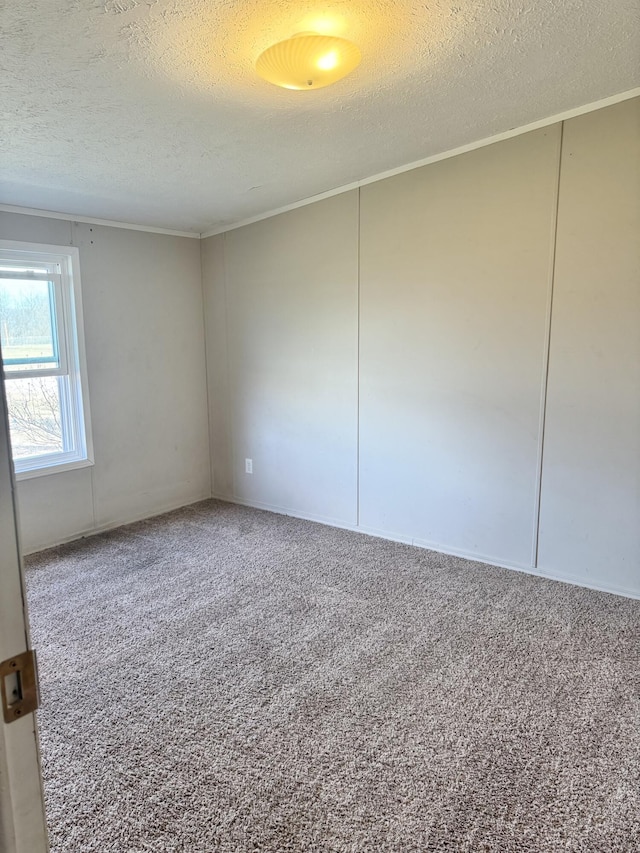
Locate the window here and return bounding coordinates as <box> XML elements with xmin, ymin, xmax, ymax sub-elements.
<box><xmin>0</xmin><ymin>241</ymin><xmax>93</xmax><ymax>478</ymax></box>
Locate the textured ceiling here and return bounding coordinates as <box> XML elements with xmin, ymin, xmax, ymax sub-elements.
<box><xmin>2</xmin><ymin>1</ymin><xmax>639</xmax><ymax>233</ymax></box>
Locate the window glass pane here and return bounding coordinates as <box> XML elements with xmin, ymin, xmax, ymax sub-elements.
<box><xmin>5</xmin><ymin>376</ymin><xmax>64</xmax><ymax>459</ymax></box>
<box><xmin>0</xmin><ymin>278</ymin><xmax>59</xmax><ymax>371</ymax></box>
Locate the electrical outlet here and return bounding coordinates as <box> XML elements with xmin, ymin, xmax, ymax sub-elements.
<box><xmin>245</xmin><ymin>458</ymin><xmax>253</xmax><ymax>474</ymax></box>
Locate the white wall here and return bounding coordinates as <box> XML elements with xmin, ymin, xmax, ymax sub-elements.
<box><xmin>537</xmin><ymin>99</ymin><xmax>640</xmax><ymax>595</ymax></box>
<box><xmin>203</xmin><ymin>193</ymin><xmax>359</xmax><ymax>526</ymax></box>
<box><xmin>359</xmin><ymin>126</ymin><xmax>560</xmax><ymax>566</ymax></box>
<box><xmin>203</xmin><ymin>96</ymin><xmax>640</xmax><ymax>598</ymax></box>
<box><xmin>0</xmin><ymin>213</ymin><xmax>211</xmax><ymax>552</ymax></box>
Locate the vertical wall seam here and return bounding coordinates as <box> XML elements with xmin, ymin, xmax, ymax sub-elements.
<box><xmin>356</xmin><ymin>187</ymin><xmax>361</xmax><ymax>527</ymax></box>
<box><xmin>199</xmin><ymin>236</ymin><xmax>214</xmax><ymax>499</ymax></box>
<box><xmin>221</xmin><ymin>233</ymin><xmax>236</xmax><ymax>500</ymax></box>
<box><xmin>531</xmin><ymin>121</ymin><xmax>565</xmax><ymax>568</ymax></box>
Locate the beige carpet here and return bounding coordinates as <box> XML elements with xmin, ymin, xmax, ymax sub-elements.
<box><xmin>25</xmin><ymin>499</ymin><xmax>640</xmax><ymax>852</ymax></box>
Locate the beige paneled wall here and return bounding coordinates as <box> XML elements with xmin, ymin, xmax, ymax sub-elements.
<box><xmin>537</xmin><ymin>98</ymin><xmax>640</xmax><ymax>594</ymax></box>
<box><xmin>358</xmin><ymin>126</ymin><xmax>561</xmax><ymax>566</ymax></box>
<box><xmin>204</xmin><ymin>97</ymin><xmax>640</xmax><ymax>597</ymax></box>
<box><xmin>205</xmin><ymin>127</ymin><xmax>562</xmax><ymax>566</ymax></box>
<box><xmin>73</xmin><ymin>224</ymin><xmax>210</xmax><ymax>528</ymax></box>
<box><xmin>205</xmin><ymin>193</ymin><xmax>359</xmax><ymax>526</ymax></box>
<box><xmin>0</xmin><ymin>213</ymin><xmax>211</xmax><ymax>552</ymax></box>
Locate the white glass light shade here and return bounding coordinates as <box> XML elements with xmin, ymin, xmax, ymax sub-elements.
<box><xmin>256</xmin><ymin>33</ymin><xmax>361</xmax><ymax>90</ymax></box>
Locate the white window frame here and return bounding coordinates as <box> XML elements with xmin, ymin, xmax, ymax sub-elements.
<box><xmin>0</xmin><ymin>240</ymin><xmax>93</xmax><ymax>479</ymax></box>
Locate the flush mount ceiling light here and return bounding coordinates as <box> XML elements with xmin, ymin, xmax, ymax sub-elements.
<box><xmin>256</xmin><ymin>32</ymin><xmax>361</xmax><ymax>90</ymax></box>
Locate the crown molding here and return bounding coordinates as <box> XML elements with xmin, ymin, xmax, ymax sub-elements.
<box><xmin>0</xmin><ymin>204</ymin><xmax>200</xmax><ymax>238</ymax></box>
<box><xmin>201</xmin><ymin>86</ymin><xmax>640</xmax><ymax>239</ymax></box>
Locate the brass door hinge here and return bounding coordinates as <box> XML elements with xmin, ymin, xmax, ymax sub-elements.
<box><xmin>1</xmin><ymin>650</ymin><xmax>40</xmax><ymax>723</ymax></box>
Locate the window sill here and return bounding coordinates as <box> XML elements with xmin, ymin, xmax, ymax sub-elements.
<box><xmin>14</xmin><ymin>457</ymin><xmax>94</xmax><ymax>482</ymax></box>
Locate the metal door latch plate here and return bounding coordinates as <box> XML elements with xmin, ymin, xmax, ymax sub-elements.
<box><xmin>1</xmin><ymin>650</ymin><xmax>39</xmax><ymax>723</ymax></box>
